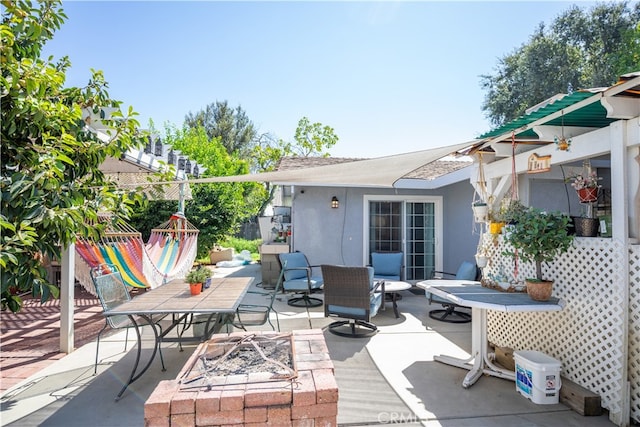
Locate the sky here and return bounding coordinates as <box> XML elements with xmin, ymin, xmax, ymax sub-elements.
<box><xmin>41</xmin><ymin>1</ymin><xmax>596</xmax><ymax>158</ymax></box>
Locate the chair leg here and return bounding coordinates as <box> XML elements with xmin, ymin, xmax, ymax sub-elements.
<box><xmin>94</xmin><ymin>323</ymin><xmax>109</xmax><ymax>375</ymax></box>
<box><xmin>328</xmin><ymin>320</ymin><xmax>378</xmax><ymax>338</ymax></box>
<box><xmin>287</xmin><ymin>294</ymin><xmax>322</xmax><ymax>307</ymax></box>
<box><xmin>429</xmin><ymin>306</ymin><xmax>471</xmax><ymax>324</ymax></box>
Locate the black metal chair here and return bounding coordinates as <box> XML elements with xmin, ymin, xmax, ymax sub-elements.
<box><xmin>278</xmin><ymin>252</ymin><xmax>324</xmax><ymax>307</ymax></box>
<box><xmin>232</xmin><ymin>263</ymin><xmax>284</xmax><ymax>332</ymax></box>
<box><xmin>426</xmin><ymin>261</ymin><xmax>479</xmax><ymax>323</ymax></box>
<box><xmin>321</xmin><ymin>265</ymin><xmax>384</xmax><ymax>338</ymax></box>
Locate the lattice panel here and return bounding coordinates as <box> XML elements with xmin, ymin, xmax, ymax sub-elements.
<box><xmin>630</xmin><ymin>244</ymin><xmax>640</xmax><ymax>424</ymax></box>
<box><xmin>482</xmin><ymin>235</ymin><xmax>628</xmax><ymax>421</ymax></box>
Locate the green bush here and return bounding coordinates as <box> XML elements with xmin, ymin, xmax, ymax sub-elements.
<box><xmin>221</xmin><ymin>237</ymin><xmax>261</xmax><ymax>255</ymax></box>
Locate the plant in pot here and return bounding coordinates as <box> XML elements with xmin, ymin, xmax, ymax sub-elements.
<box><xmin>502</xmin><ymin>207</ymin><xmax>574</xmax><ymax>301</ymax></box>
<box><xmin>185</xmin><ymin>268</ymin><xmax>210</xmax><ymax>295</ymax></box>
<box><xmin>568</xmin><ymin>170</ymin><xmax>601</xmax><ymax>203</ymax></box>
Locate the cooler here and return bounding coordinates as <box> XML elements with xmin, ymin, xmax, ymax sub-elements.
<box><xmin>514</xmin><ymin>350</ymin><xmax>562</xmax><ymax>404</ymax></box>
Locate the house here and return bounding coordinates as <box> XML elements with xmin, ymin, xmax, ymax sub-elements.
<box><xmin>199</xmin><ymin>72</ymin><xmax>640</xmax><ymax>426</ymax></box>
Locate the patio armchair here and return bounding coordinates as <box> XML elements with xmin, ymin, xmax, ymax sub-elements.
<box><xmin>321</xmin><ymin>265</ymin><xmax>385</xmax><ymax>338</ymax></box>
<box><xmin>371</xmin><ymin>252</ymin><xmax>404</xmax><ymax>281</ymax></box>
<box><xmin>232</xmin><ymin>262</ymin><xmax>284</xmax><ymax>332</ymax></box>
<box><xmin>278</xmin><ymin>252</ymin><xmax>324</xmax><ymax>307</ymax></box>
<box><xmin>426</xmin><ymin>261</ymin><xmax>479</xmax><ymax>323</ymax></box>
<box><xmin>90</xmin><ymin>264</ymin><xmax>165</xmax><ymax>374</ymax></box>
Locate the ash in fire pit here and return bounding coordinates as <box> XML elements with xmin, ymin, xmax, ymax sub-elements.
<box><xmin>180</xmin><ymin>333</ymin><xmax>296</xmax><ymax>389</ymax></box>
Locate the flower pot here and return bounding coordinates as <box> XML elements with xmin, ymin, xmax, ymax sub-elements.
<box><xmin>573</xmin><ymin>217</ymin><xmax>599</xmax><ymax>237</ymax></box>
<box><xmin>472</xmin><ymin>204</ymin><xmax>489</xmax><ymax>223</ymax></box>
<box><xmin>577</xmin><ymin>187</ymin><xmax>598</xmax><ymax>203</ymax></box>
<box><xmin>525</xmin><ymin>279</ymin><xmax>553</xmax><ymax>301</ymax></box>
<box><xmin>189</xmin><ymin>282</ymin><xmax>202</xmax><ymax>295</ymax></box>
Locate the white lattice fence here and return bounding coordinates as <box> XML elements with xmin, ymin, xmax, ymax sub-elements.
<box><xmin>630</xmin><ymin>244</ymin><xmax>640</xmax><ymax>424</ymax></box>
<box><xmin>482</xmin><ymin>235</ymin><xmax>630</xmax><ymax>423</ymax></box>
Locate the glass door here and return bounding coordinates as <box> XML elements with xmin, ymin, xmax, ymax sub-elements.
<box><xmin>366</xmin><ymin>197</ymin><xmax>441</xmax><ymax>281</ymax></box>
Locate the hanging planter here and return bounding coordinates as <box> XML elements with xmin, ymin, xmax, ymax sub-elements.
<box><xmin>472</xmin><ymin>202</ymin><xmax>489</xmax><ymax>223</ymax></box>
<box><xmin>577</xmin><ymin>187</ymin><xmax>599</xmax><ymax>203</ymax></box>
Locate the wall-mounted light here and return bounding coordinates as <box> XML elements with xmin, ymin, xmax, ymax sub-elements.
<box><xmin>331</xmin><ymin>196</ymin><xmax>339</xmax><ymax>209</ymax></box>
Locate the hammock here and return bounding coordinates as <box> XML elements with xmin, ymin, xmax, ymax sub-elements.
<box><xmin>75</xmin><ymin>212</ymin><xmax>199</xmax><ymax>296</ymax></box>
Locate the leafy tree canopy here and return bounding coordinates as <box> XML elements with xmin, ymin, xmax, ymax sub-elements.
<box><xmin>481</xmin><ymin>1</ymin><xmax>640</xmax><ymax>127</ymax></box>
<box><xmin>184</xmin><ymin>100</ymin><xmax>257</xmax><ymax>158</ymax></box>
<box><xmin>1</xmin><ymin>0</ymin><xmax>146</xmax><ymax>312</ymax></box>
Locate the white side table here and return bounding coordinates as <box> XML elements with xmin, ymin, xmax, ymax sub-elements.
<box><xmin>380</xmin><ymin>280</ymin><xmax>411</xmax><ymax>318</ymax></box>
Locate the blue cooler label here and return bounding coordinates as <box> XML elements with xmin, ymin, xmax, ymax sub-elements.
<box><xmin>516</xmin><ymin>365</ymin><xmax>533</xmax><ymax>395</ymax></box>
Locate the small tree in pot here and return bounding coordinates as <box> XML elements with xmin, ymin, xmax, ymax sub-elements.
<box><xmin>503</xmin><ymin>207</ymin><xmax>574</xmax><ymax>301</ymax></box>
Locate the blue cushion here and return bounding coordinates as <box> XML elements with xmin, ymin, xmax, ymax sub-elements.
<box><xmin>327</xmin><ymin>291</ymin><xmax>382</xmax><ymax>319</ymax></box>
<box><xmin>372</xmin><ymin>252</ymin><xmax>402</xmax><ymax>280</ymax></box>
<box><xmin>279</xmin><ymin>253</ymin><xmax>309</xmax><ymax>280</ymax></box>
<box><xmin>455</xmin><ymin>261</ymin><xmax>477</xmax><ymax>281</ymax></box>
<box><xmin>283</xmin><ymin>277</ymin><xmax>323</xmax><ymax>292</ymax></box>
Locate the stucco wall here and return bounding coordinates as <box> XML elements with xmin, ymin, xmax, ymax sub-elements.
<box><xmin>288</xmin><ymin>182</ymin><xmax>476</xmax><ymax>277</ymax></box>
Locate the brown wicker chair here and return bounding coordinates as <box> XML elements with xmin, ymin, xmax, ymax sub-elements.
<box><xmin>321</xmin><ymin>265</ymin><xmax>384</xmax><ymax>338</ymax></box>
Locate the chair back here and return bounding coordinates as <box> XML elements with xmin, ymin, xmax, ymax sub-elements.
<box><xmin>322</xmin><ymin>265</ymin><xmax>376</xmax><ymax>319</ymax></box>
<box><xmin>90</xmin><ymin>264</ymin><xmax>132</xmax><ymax>329</ymax></box>
<box><xmin>455</xmin><ymin>261</ymin><xmax>479</xmax><ymax>281</ymax></box>
<box><xmin>278</xmin><ymin>252</ymin><xmax>310</xmax><ymax>280</ymax></box>
<box><xmin>371</xmin><ymin>252</ymin><xmax>403</xmax><ymax>280</ymax></box>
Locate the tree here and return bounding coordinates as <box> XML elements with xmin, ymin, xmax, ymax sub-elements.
<box><xmin>1</xmin><ymin>1</ymin><xmax>145</xmax><ymax>312</ymax></box>
<box><xmin>292</xmin><ymin>116</ymin><xmax>338</xmax><ymax>157</ymax></box>
<box><xmin>184</xmin><ymin>100</ymin><xmax>257</xmax><ymax>157</ymax></box>
<box><xmin>130</xmin><ymin>125</ymin><xmax>265</xmax><ymax>258</ymax></box>
<box><xmin>480</xmin><ymin>1</ymin><xmax>640</xmax><ymax>127</ymax></box>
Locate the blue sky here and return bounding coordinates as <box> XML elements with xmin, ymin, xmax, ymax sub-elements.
<box><xmin>42</xmin><ymin>1</ymin><xmax>592</xmax><ymax>157</ymax></box>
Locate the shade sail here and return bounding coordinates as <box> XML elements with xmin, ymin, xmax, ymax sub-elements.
<box><xmin>185</xmin><ymin>141</ymin><xmax>476</xmax><ymax>188</ymax></box>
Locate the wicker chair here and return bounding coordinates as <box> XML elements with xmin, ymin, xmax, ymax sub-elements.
<box><xmin>321</xmin><ymin>265</ymin><xmax>384</xmax><ymax>338</ymax></box>
<box><xmin>371</xmin><ymin>252</ymin><xmax>403</xmax><ymax>281</ymax></box>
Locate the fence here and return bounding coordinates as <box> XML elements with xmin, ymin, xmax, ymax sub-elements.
<box><xmin>482</xmin><ymin>235</ymin><xmax>639</xmax><ymax>425</ymax></box>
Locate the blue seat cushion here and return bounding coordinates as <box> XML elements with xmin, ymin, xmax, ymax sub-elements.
<box><xmin>283</xmin><ymin>277</ymin><xmax>323</xmax><ymax>292</ymax></box>
<box><xmin>455</xmin><ymin>261</ymin><xmax>478</xmax><ymax>281</ymax></box>
<box><xmin>279</xmin><ymin>252</ymin><xmax>311</xmax><ymax>281</ymax></box>
<box><xmin>327</xmin><ymin>291</ymin><xmax>383</xmax><ymax>320</ymax></box>
<box><xmin>372</xmin><ymin>252</ymin><xmax>402</xmax><ymax>280</ymax></box>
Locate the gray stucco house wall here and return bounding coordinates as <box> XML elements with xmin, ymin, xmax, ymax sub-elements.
<box><xmin>287</xmin><ymin>180</ymin><xmax>477</xmax><ymax>279</ymax></box>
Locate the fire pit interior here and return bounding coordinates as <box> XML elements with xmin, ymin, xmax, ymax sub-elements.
<box><xmin>180</xmin><ymin>333</ymin><xmax>296</xmax><ymax>389</ymax></box>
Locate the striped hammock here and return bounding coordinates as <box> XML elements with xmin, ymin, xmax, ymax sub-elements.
<box><xmin>75</xmin><ymin>212</ymin><xmax>199</xmax><ymax>296</ymax></box>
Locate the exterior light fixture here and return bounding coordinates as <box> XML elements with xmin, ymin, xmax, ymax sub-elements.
<box><xmin>331</xmin><ymin>196</ymin><xmax>339</xmax><ymax>209</ymax></box>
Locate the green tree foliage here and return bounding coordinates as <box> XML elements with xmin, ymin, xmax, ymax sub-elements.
<box><xmin>184</xmin><ymin>100</ymin><xmax>257</xmax><ymax>157</ymax></box>
<box><xmin>130</xmin><ymin>125</ymin><xmax>264</xmax><ymax>258</ymax></box>
<box><xmin>292</xmin><ymin>116</ymin><xmax>338</xmax><ymax>157</ymax></box>
<box><xmin>1</xmin><ymin>1</ymin><xmax>145</xmax><ymax>312</ymax></box>
<box><xmin>481</xmin><ymin>1</ymin><xmax>640</xmax><ymax>127</ymax></box>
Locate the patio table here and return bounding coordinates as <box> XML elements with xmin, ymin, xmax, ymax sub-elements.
<box><xmin>416</xmin><ymin>279</ymin><xmax>564</xmax><ymax>388</ymax></box>
<box><xmin>104</xmin><ymin>276</ymin><xmax>252</xmax><ymax>400</ymax></box>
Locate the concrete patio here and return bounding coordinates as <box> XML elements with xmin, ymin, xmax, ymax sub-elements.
<box><xmin>1</xmin><ymin>263</ymin><xmax>616</xmax><ymax>426</ymax></box>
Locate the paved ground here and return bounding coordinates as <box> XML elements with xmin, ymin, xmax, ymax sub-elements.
<box><xmin>0</xmin><ymin>287</ymin><xmax>105</xmax><ymax>393</ymax></box>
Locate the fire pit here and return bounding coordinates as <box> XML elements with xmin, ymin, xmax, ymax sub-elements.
<box><xmin>144</xmin><ymin>330</ymin><xmax>338</xmax><ymax>426</ymax></box>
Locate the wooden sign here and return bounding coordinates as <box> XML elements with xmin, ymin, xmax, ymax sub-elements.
<box><xmin>527</xmin><ymin>153</ymin><xmax>551</xmax><ymax>174</ymax></box>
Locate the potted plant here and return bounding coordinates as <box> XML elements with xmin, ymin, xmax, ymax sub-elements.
<box><xmin>503</xmin><ymin>207</ymin><xmax>574</xmax><ymax>301</ymax></box>
<box><xmin>185</xmin><ymin>268</ymin><xmax>210</xmax><ymax>295</ymax></box>
<box><xmin>568</xmin><ymin>171</ymin><xmax>601</xmax><ymax>203</ymax></box>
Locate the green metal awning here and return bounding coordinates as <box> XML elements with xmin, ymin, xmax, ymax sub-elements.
<box><xmin>479</xmin><ymin>91</ymin><xmax>615</xmax><ymax>139</ymax></box>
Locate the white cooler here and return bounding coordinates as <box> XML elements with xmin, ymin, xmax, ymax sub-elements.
<box><xmin>514</xmin><ymin>350</ymin><xmax>562</xmax><ymax>404</ymax></box>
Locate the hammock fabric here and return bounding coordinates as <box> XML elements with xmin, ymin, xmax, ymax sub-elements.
<box><xmin>75</xmin><ymin>213</ymin><xmax>199</xmax><ymax>296</ymax></box>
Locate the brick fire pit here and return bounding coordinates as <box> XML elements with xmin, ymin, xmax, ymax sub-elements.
<box><xmin>144</xmin><ymin>329</ymin><xmax>338</xmax><ymax>426</ymax></box>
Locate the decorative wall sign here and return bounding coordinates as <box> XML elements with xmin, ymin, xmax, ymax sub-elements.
<box><xmin>527</xmin><ymin>153</ymin><xmax>552</xmax><ymax>174</ymax></box>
